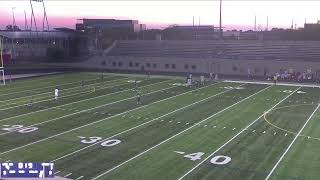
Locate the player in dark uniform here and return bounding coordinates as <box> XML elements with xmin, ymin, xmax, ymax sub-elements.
<box><xmin>134</xmin><ymin>80</ymin><xmax>138</xmax><ymax>89</ymax></box>
<box><xmin>101</xmin><ymin>73</ymin><xmax>104</xmax><ymax>82</ymax></box>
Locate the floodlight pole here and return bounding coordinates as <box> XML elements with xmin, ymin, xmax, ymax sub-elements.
<box><xmin>11</xmin><ymin>7</ymin><xmax>16</xmax><ymax>60</ymax></box>
<box><xmin>0</xmin><ymin>37</ymin><xmax>6</xmax><ymax>85</ymax></box>
<box><xmin>41</xmin><ymin>0</ymin><xmax>49</xmax><ymax>31</ymax></box>
<box><xmin>29</xmin><ymin>0</ymin><xmax>38</xmax><ymax>32</ymax></box>
<box><xmin>219</xmin><ymin>0</ymin><xmax>222</xmax><ymax>39</ymax></box>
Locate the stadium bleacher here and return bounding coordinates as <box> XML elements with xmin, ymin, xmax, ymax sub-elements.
<box><xmin>107</xmin><ymin>40</ymin><xmax>320</xmax><ymax>61</ymax></box>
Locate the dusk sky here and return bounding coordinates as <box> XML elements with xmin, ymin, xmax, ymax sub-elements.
<box><xmin>1</xmin><ymin>1</ymin><xmax>320</xmax><ymax>30</ymax></box>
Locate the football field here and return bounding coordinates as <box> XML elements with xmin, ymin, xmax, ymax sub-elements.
<box><xmin>1</xmin><ymin>72</ymin><xmax>320</xmax><ymax>180</ymax></box>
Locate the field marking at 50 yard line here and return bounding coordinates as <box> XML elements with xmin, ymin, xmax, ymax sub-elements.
<box><xmin>50</xmin><ymin>82</ymin><xmax>243</xmax><ymax>163</ymax></box>
<box><xmin>0</xmin><ymin>76</ymin><xmax>131</xmax><ymax>106</ymax></box>
<box><xmin>0</xmin><ymin>78</ymin><xmax>173</xmax><ymax>123</ymax></box>
<box><xmin>264</xmin><ymin>102</ymin><xmax>320</xmax><ymax>179</ymax></box>
<box><xmin>0</xmin><ymin>80</ymin><xmax>178</xmax><ymax>136</ymax></box>
<box><xmin>0</xmin><ymin>81</ymin><xmax>227</xmax><ymax>155</ymax></box>
<box><xmin>90</xmin><ymin>84</ymin><xmax>273</xmax><ymax>180</ymax></box>
<box><xmin>0</xmin><ymin>77</ymin><xmax>134</xmax><ymax>111</ymax></box>
<box><xmin>176</xmin><ymin>87</ymin><xmax>301</xmax><ymax>180</ymax></box>
<box><xmin>0</xmin><ymin>74</ymin><xmax>103</xmax><ymax>97</ymax></box>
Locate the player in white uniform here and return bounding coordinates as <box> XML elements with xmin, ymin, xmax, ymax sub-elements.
<box><xmin>200</xmin><ymin>75</ymin><xmax>205</xmax><ymax>85</ymax></box>
<box><xmin>54</xmin><ymin>87</ymin><xmax>59</xmax><ymax>100</ymax></box>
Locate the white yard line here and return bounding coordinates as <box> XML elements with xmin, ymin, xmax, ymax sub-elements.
<box><xmin>224</xmin><ymin>80</ymin><xmax>320</xmax><ymax>88</ymax></box>
<box><xmin>0</xmin><ymin>82</ymin><xmax>220</xmax><ymax>155</ymax></box>
<box><xmin>0</xmin><ymin>85</ymin><xmax>176</xmax><ymax>136</ymax></box>
<box><xmin>0</xmin><ymin>79</ymin><xmax>174</xmax><ymax>123</ymax></box>
<box><xmin>177</xmin><ymin>87</ymin><xmax>301</xmax><ymax>180</ymax></box>
<box><xmin>0</xmin><ymin>77</ymin><xmax>131</xmax><ymax>105</ymax></box>
<box><xmin>64</xmin><ymin>173</ymin><xmax>72</xmax><ymax>177</ymax></box>
<box><xmin>75</xmin><ymin>175</ymin><xmax>84</xmax><ymax>180</ymax></box>
<box><xmin>265</xmin><ymin>102</ymin><xmax>320</xmax><ymax>180</ymax></box>
<box><xmin>51</xmin><ymin>82</ymin><xmax>235</xmax><ymax>162</ymax></box>
<box><xmin>91</xmin><ymin>85</ymin><xmax>273</xmax><ymax>180</ymax></box>
<box><xmin>0</xmin><ymin>80</ymin><xmax>131</xmax><ymax>111</ymax></box>
<box><xmin>0</xmin><ymin>76</ymin><xmax>101</xmax><ymax>98</ymax></box>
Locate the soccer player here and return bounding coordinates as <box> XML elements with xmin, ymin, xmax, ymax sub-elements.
<box><xmin>134</xmin><ymin>80</ymin><xmax>138</xmax><ymax>89</ymax></box>
<box><xmin>200</xmin><ymin>75</ymin><xmax>205</xmax><ymax>85</ymax></box>
<box><xmin>273</xmin><ymin>75</ymin><xmax>278</xmax><ymax>85</ymax></box>
<box><xmin>137</xmin><ymin>93</ymin><xmax>142</xmax><ymax>105</ymax></box>
<box><xmin>54</xmin><ymin>87</ymin><xmax>59</xmax><ymax>100</ymax></box>
<box><xmin>147</xmin><ymin>71</ymin><xmax>151</xmax><ymax>79</ymax></box>
<box><xmin>27</xmin><ymin>95</ymin><xmax>33</xmax><ymax>107</ymax></box>
<box><xmin>101</xmin><ymin>73</ymin><xmax>104</xmax><ymax>82</ymax></box>
<box><xmin>187</xmin><ymin>77</ymin><xmax>192</xmax><ymax>88</ymax></box>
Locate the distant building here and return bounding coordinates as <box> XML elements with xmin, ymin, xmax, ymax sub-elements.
<box><xmin>223</xmin><ymin>30</ymin><xmax>241</xmax><ymax>40</ymax></box>
<box><xmin>304</xmin><ymin>21</ymin><xmax>320</xmax><ymax>31</ymax></box>
<box><xmin>164</xmin><ymin>25</ymin><xmax>219</xmax><ymax>40</ymax></box>
<box><xmin>76</xmin><ymin>19</ymin><xmax>146</xmax><ymax>33</ymax></box>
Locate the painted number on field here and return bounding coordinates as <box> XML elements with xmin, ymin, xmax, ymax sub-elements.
<box><xmin>2</xmin><ymin>125</ymin><xmax>38</xmax><ymax>134</ymax></box>
<box><xmin>184</xmin><ymin>152</ymin><xmax>205</xmax><ymax>161</ymax></box>
<box><xmin>221</xmin><ymin>86</ymin><xmax>245</xmax><ymax>90</ymax></box>
<box><xmin>175</xmin><ymin>151</ymin><xmax>231</xmax><ymax>165</ymax></box>
<box><xmin>79</xmin><ymin>136</ymin><xmax>121</xmax><ymax>147</ymax></box>
<box><xmin>282</xmin><ymin>90</ymin><xmax>306</xmax><ymax>94</ymax></box>
<box><xmin>210</xmin><ymin>155</ymin><xmax>232</xmax><ymax>165</ymax></box>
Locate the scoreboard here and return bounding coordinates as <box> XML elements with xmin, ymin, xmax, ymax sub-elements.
<box><xmin>0</xmin><ymin>162</ymin><xmax>54</xmax><ymax>178</ymax></box>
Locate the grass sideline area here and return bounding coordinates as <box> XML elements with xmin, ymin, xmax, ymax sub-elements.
<box><xmin>0</xmin><ymin>72</ymin><xmax>320</xmax><ymax>180</ymax></box>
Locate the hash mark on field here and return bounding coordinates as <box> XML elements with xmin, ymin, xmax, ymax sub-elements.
<box><xmin>232</xmin><ymin>128</ymin><xmax>236</xmax><ymax>130</ymax></box>
<box><xmin>64</xmin><ymin>173</ymin><xmax>72</xmax><ymax>177</ymax></box>
<box><xmin>76</xmin><ymin>176</ymin><xmax>84</xmax><ymax>180</ymax></box>
<box><xmin>186</xmin><ymin>122</ymin><xmax>189</xmax><ymax>125</ymax></box>
<box><xmin>174</xmin><ymin>151</ymin><xmax>185</xmax><ymax>155</ymax></box>
<box><xmin>54</xmin><ymin>171</ymin><xmax>61</xmax><ymax>174</ymax></box>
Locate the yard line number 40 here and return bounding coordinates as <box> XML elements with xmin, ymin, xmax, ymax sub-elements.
<box><xmin>176</xmin><ymin>151</ymin><xmax>231</xmax><ymax>165</ymax></box>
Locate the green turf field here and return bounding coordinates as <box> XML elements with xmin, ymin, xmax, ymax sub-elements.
<box><xmin>0</xmin><ymin>72</ymin><xmax>320</xmax><ymax>180</ymax></box>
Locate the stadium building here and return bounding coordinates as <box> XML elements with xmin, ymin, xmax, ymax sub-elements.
<box><xmin>76</xmin><ymin>19</ymin><xmax>146</xmax><ymax>33</ymax></box>
<box><xmin>0</xmin><ymin>30</ymin><xmax>87</xmax><ymax>61</ymax></box>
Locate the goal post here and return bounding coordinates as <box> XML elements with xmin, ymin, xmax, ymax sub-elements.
<box><xmin>0</xmin><ymin>36</ymin><xmax>5</xmax><ymax>85</ymax></box>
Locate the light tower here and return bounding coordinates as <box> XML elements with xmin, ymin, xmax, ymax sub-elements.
<box><xmin>219</xmin><ymin>0</ymin><xmax>223</xmax><ymax>39</ymax></box>
<box><xmin>0</xmin><ymin>36</ymin><xmax>5</xmax><ymax>85</ymax></box>
<box><xmin>29</xmin><ymin>0</ymin><xmax>49</xmax><ymax>31</ymax></box>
